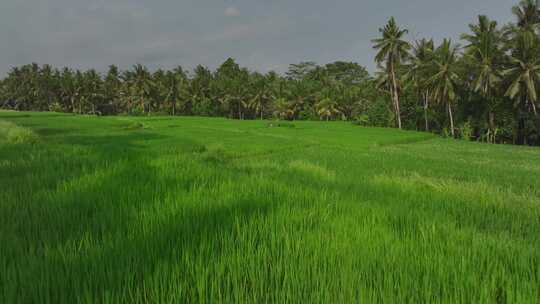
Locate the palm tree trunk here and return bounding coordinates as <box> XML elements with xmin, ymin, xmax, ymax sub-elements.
<box><xmin>389</xmin><ymin>84</ymin><xmax>398</xmax><ymax>123</ymax></box>
<box><xmin>423</xmin><ymin>91</ymin><xmax>429</xmax><ymax>131</ymax></box>
<box><xmin>172</xmin><ymin>101</ymin><xmax>176</xmax><ymax>116</ymax></box>
<box><xmin>448</xmin><ymin>102</ymin><xmax>455</xmax><ymax>137</ymax></box>
<box><xmin>390</xmin><ymin>63</ymin><xmax>402</xmax><ymax>129</ymax></box>
<box><xmin>488</xmin><ymin>110</ymin><xmax>495</xmax><ymax>143</ymax></box>
<box><xmin>260</xmin><ymin>105</ymin><xmax>264</xmax><ymax>120</ymax></box>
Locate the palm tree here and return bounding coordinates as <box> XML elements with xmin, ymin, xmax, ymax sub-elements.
<box><xmin>406</xmin><ymin>38</ymin><xmax>435</xmax><ymax>131</ymax></box>
<box><xmin>503</xmin><ymin>56</ymin><xmax>540</xmax><ymax>115</ymax></box>
<box><xmin>462</xmin><ymin>15</ymin><xmax>505</xmax><ymax>140</ymax></box>
<box><xmin>429</xmin><ymin>39</ymin><xmax>461</xmax><ymax>137</ymax></box>
<box><xmin>372</xmin><ymin>17</ymin><xmax>411</xmax><ymax>129</ymax></box>
<box><xmin>162</xmin><ymin>67</ymin><xmax>188</xmax><ymax>116</ymax></box>
<box><xmin>83</xmin><ymin>69</ymin><xmax>103</xmax><ymax>115</ymax></box>
<box><xmin>126</xmin><ymin>64</ymin><xmax>153</xmax><ymax>115</ymax></box>
<box><xmin>316</xmin><ymin>97</ymin><xmax>341</xmax><ymax>121</ymax></box>
<box><xmin>273</xmin><ymin>97</ymin><xmax>296</xmax><ymax>120</ymax></box>
<box><xmin>502</xmin><ymin>0</ymin><xmax>540</xmax><ymax>144</ymax></box>
<box><xmin>104</xmin><ymin>65</ymin><xmax>122</xmax><ymax>114</ymax></box>
<box><xmin>249</xmin><ymin>91</ymin><xmax>270</xmax><ymax>120</ymax></box>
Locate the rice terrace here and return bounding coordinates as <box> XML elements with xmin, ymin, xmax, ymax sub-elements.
<box><xmin>1</xmin><ymin>111</ymin><xmax>539</xmax><ymax>303</ymax></box>
<box><xmin>2</xmin><ymin>0</ymin><xmax>540</xmax><ymax>303</ymax></box>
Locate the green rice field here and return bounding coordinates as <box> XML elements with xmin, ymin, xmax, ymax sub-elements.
<box><xmin>1</xmin><ymin>111</ymin><xmax>540</xmax><ymax>303</ymax></box>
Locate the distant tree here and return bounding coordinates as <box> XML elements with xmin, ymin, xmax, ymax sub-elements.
<box><xmin>164</xmin><ymin>67</ymin><xmax>188</xmax><ymax>116</ymax></box>
<box><xmin>462</xmin><ymin>16</ymin><xmax>505</xmax><ymax>140</ymax></box>
<box><xmin>126</xmin><ymin>64</ymin><xmax>153</xmax><ymax>115</ymax></box>
<box><xmin>316</xmin><ymin>97</ymin><xmax>341</xmax><ymax>121</ymax></box>
<box><xmin>286</xmin><ymin>62</ymin><xmax>318</xmax><ymax>80</ymax></box>
<box><xmin>248</xmin><ymin>73</ymin><xmax>274</xmax><ymax>120</ymax></box>
<box><xmin>429</xmin><ymin>39</ymin><xmax>461</xmax><ymax>137</ymax></box>
<box><xmin>373</xmin><ymin>17</ymin><xmax>411</xmax><ymax>129</ymax></box>
<box><xmin>406</xmin><ymin>39</ymin><xmax>435</xmax><ymax>131</ymax></box>
<box><xmin>323</xmin><ymin>61</ymin><xmax>370</xmax><ymax>85</ymax></box>
<box><xmin>103</xmin><ymin>65</ymin><xmax>122</xmax><ymax>114</ymax></box>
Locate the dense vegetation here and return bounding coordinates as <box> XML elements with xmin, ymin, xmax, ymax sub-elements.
<box><xmin>1</xmin><ymin>111</ymin><xmax>539</xmax><ymax>303</ymax></box>
<box><xmin>1</xmin><ymin>1</ymin><xmax>540</xmax><ymax>145</ymax></box>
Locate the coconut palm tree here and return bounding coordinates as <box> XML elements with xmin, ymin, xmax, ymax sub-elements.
<box><xmin>103</xmin><ymin>65</ymin><xmax>122</xmax><ymax>114</ymax></box>
<box><xmin>162</xmin><ymin>67</ymin><xmax>188</xmax><ymax>116</ymax></box>
<box><xmin>316</xmin><ymin>97</ymin><xmax>341</xmax><ymax>121</ymax></box>
<box><xmin>372</xmin><ymin>17</ymin><xmax>411</xmax><ymax>129</ymax></box>
<box><xmin>248</xmin><ymin>77</ymin><xmax>273</xmax><ymax>120</ymax></box>
<box><xmin>126</xmin><ymin>64</ymin><xmax>153</xmax><ymax>115</ymax></box>
<box><xmin>462</xmin><ymin>15</ymin><xmax>505</xmax><ymax>140</ymax></box>
<box><xmin>273</xmin><ymin>97</ymin><xmax>296</xmax><ymax>120</ymax></box>
<box><xmin>429</xmin><ymin>39</ymin><xmax>461</xmax><ymax>137</ymax></box>
<box><xmin>503</xmin><ymin>55</ymin><xmax>540</xmax><ymax>115</ymax></box>
<box><xmin>501</xmin><ymin>0</ymin><xmax>540</xmax><ymax>144</ymax></box>
<box><xmin>406</xmin><ymin>38</ymin><xmax>435</xmax><ymax>131</ymax></box>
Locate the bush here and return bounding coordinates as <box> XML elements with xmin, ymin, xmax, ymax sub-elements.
<box><xmin>48</xmin><ymin>102</ymin><xmax>65</xmax><ymax>113</ymax></box>
<box><xmin>459</xmin><ymin>121</ymin><xmax>473</xmax><ymax>140</ymax></box>
<box><xmin>352</xmin><ymin>114</ymin><xmax>370</xmax><ymax>126</ymax></box>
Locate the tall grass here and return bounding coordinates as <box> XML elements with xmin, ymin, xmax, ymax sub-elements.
<box><xmin>1</xmin><ymin>112</ymin><xmax>539</xmax><ymax>303</ymax></box>
<box><xmin>0</xmin><ymin>120</ymin><xmax>39</xmax><ymax>144</ymax></box>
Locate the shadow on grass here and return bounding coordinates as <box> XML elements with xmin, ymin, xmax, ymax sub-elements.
<box><xmin>1</xmin><ymin>125</ymin><xmax>273</xmax><ymax>302</ymax></box>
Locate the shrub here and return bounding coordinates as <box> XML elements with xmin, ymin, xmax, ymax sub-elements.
<box><xmin>48</xmin><ymin>102</ymin><xmax>65</xmax><ymax>113</ymax></box>
<box><xmin>352</xmin><ymin>114</ymin><xmax>370</xmax><ymax>126</ymax></box>
<box><xmin>459</xmin><ymin>121</ymin><xmax>473</xmax><ymax>140</ymax></box>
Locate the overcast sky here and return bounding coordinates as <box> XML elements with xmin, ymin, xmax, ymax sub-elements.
<box><xmin>0</xmin><ymin>0</ymin><xmax>516</xmax><ymax>76</ymax></box>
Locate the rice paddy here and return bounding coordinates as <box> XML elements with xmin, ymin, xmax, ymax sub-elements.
<box><xmin>1</xmin><ymin>111</ymin><xmax>539</xmax><ymax>303</ymax></box>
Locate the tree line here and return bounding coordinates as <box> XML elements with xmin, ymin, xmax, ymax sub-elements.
<box><xmin>1</xmin><ymin>0</ymin><xmax>539</xmax><ymax>145</ymax></box>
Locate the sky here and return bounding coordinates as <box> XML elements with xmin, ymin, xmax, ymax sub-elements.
<box><xmin>0</xmin><ymin>0</ymin><xmax>516</xmax><ymax>76</ymax></box>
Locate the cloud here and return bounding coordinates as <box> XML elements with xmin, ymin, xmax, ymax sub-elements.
<box><xmin>0</xmin><ymin>0</ymin><xmax>515</xmax><ymax>76</ymax></box>
<box><xmin>224</xmin><ymin>6</ymin><xmax>240</xmax><ymax>17</ymax></box>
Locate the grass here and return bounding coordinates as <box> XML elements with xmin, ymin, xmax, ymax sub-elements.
<box><xmin>1</xmin><ymin>111</ymin><xmax>539</xmax><ymax>303</ymax></box>
<box><xmin>0</xmin><ymin>120</ymin><xmax>39</xmax><ymax>144</ymax></box>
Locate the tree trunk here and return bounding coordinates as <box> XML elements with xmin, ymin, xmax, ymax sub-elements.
<box><xmin>260</xmin><ymin>105</ymin><xmax>264</xmax><ymax>120</ymax></box>
<box><xmin>71</xmin><ymin>97</ymin><xmax>76</xmax><ymax>114</ymax></box>
<box><xmin>423</xmin><ymin>91</ymin><xmax>429</xmax><ymax>131</ymax></box>
<box><xmin>389</xmin><ymin>84</ymin><xmax>398</xmax><ymax>124</ymax></box>
<box><xmin>488</xmin><ymin>110</ymin><xmax>495</xmax><ymax>143</ymax></box>
<box><xmin>390</xmin><ymin>62</ymin><xmax>402</xmax><ymax>129</ymax></box>
<box><xmin>172</xmin><ymin>100</ymin><xmax>176</xmax><ymax>116</ymax></box>
<box><xmin>238</xmin><ymin>103</ymin><xmax>241</xmax><ymax>120</ymax></box>
<box><xmin>448</xmin><ymin>102</ymin><xmax>455</xmax><ymax>138</ymax></box>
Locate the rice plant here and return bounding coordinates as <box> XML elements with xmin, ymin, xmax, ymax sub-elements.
<box><xmin>1</xmin><ymin>112</ymin><xmax>539</xmax><ymax>303</ymax></box>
